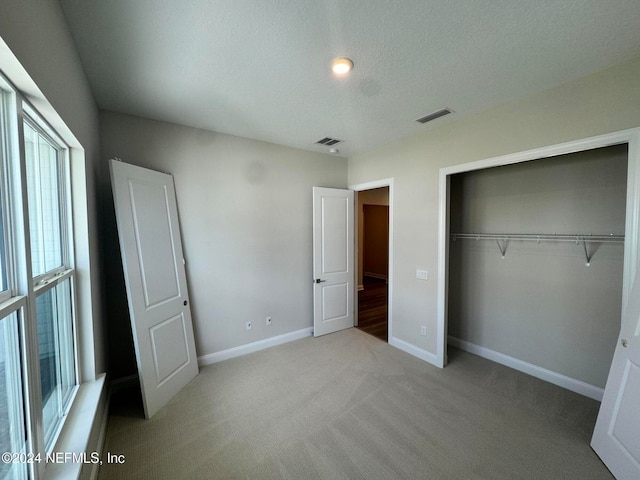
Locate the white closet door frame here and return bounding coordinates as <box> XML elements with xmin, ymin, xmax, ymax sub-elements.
<box><xmin>437</xmin><ymin>128</ymin><xmax>640</xmax><ymax>370</ymax></box>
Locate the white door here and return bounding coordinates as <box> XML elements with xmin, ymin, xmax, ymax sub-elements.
<box><xmin>313</xmin><ymin>187</ymin><xmax>354</xmax><ymax>337</ymax></box>
<box><xmin>110</xmin><ymin>160</ymin><xmax>198</xmax><ymax>418</ymax></box>
<box><xmin>591</xmin><ymin>272</ymin><xmax>640</xmax><ymax>479</ymax></box>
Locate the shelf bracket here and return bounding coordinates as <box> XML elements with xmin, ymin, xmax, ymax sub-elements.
<box><xmin>496</xmin><ymin>238</ymin><xmax>508</xmax><ymax>259</ymax></box>
<box><xmin>582</xmin><ymin>238</ymin><xmax>592</xmax><ymax>267</ymax></box>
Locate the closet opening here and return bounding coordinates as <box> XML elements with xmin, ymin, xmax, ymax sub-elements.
<box><xmin>445</xmin><ymin>144</ymin><xmax>627</xmax><ymax>400</ymax></box>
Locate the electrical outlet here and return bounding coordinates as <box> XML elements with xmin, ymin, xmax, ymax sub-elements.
<box><xmin>420</xmin><ymin>326</ymin><xmax>427</xmax><ymax>336</ymax></box>
<box><xmin>245</xmin><ymin>321</ymin><xmax>252</xmax><ymax>331</ymax></box>
<box><xmin>266</xmin><ymin>316</ymin><xmax>272</xmax><ymax>326</ymax></box>
<box><xmin>416</xmin><ymin>269</ymin><xmax>428</xmax><ymax>280</ymax></box>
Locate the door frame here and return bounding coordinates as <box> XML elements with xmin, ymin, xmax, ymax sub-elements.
<box><xmin>437</xmin><ymin>128</ymin><xmax>640</xmax><ymax>370</ymax></box>
<box><xmin>350</xmin><ymin>178</ymin><xmax>394</xmax><ymax>341</ymax></box>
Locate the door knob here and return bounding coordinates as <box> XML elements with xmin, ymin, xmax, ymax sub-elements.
<box><xmin>314</xmin><ymin>279</ymin><xmax>326</xmax><ymax>284</ymax></box>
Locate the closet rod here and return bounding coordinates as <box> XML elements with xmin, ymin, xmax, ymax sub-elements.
<box><xmin>450</xmin><ymin>233</ymin><xmax>624</xmax><ymax>243</ymax></box>
<box><xmin>450</xmin><ymin>233</ymin><xmax>625</xmax><ymax>266</ymax></box>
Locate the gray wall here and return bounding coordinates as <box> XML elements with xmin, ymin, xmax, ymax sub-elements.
<box><xmin>99</xmin><ymin>111</ymin><xmax>348</xmax><ymax>376</ymax></box>
<box><xmin>448</xmin><ymin>145</ymin><xmax>627</xmax><ymax>388</ymax></box>
<box><xmin>348</xmin><ymin>55</ymin><xmax>640</xmax><ymax>358</ymax></box>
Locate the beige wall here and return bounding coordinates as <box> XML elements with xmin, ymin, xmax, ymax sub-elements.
<box><xmin>100</xmin><ymin>111</ymin><xmax>347</xmax><ymax>374</ymax></box>
<box><xmin>348</xmin><ymin>55</ymin><xmax>640</xmax><ymax>356</ymax></box>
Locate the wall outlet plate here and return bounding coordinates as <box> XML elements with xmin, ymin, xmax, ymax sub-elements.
<box><xmin>420</xmin><ymin>326</ymin><xmax>427</xmax><ymax>336</ymax></box>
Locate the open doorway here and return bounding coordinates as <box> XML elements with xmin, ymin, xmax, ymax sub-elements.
<box><xmin>356</xmin><ymin>187</ymin><xmax>389</xmax><ymax>342</ymax></box>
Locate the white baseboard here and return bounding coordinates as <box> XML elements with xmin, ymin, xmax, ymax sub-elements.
<box><xmin>447</xmin><ymin>336</ymin><xmax>604</xmax><ymax>401</ymax></box>
<box><xmin>389</xmin><ymin>336</ymin><xmax>439</xmax><ymax>367</ymax></box>
<box><xmin>198</xmin><ymin>327</ymin><xmax>313</xmax><ymax>366</ymax></box>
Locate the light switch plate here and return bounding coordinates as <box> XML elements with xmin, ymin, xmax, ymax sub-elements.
<box><xmin>416</xmin><ymin>269</ymin><xmax>428</xmax><ymax>280</ymax></box>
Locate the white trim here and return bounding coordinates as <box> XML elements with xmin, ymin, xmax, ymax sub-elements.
<box><xmin>197</xmin><ymin>327</ymin><xmax>313</xmax><ymax>366</ymax></box>
<box><xmin>349</xmin><ymin>178</ymin><xmax>394</xmax><ymax>342</ymax></box>
<box><xmin>438</xmin><ymin>128</ymin><xmax>640</xmax><ymax>371</ymax></box>
<box><xmin>87</xmin><ymin>384</ymin><xmax>109</xmax><ymax>480</ymax></box>
<box><xmin>448</xmin><ymin>336</ymin><xmax>604</xmax><ymax>401</ymax></box>
<box><xmin>389</xmin><ymin>336</ymin><xmax>439</xmax><ymax>366</ymax></box>
<box><xmin>45</xmin><ymin>373</ymin><xmax>106</xmax><ymax>480</ymax></box>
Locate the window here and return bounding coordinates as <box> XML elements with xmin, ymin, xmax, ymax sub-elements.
<box><xmin>0</xmin><ymin>74</ymin><xmax>79</xmax><ymax>475</ymax></box>
<box><xmin>24</xmin><ymin>119</ymin><xmax>65</xmax><ymax>279</ymax></box>
<box><xmin>36</xmin><ymin>279</ymin><xmax>76</xmax><ymax>449</ymax></box>
<box><xmin>23</xmin><ymin>111</ymin><xmax>78</xmax><ymax>452</ymax></box>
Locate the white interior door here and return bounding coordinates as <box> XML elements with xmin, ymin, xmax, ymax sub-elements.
<box><xmin>110</xmin><ymin>160</ymin><xmax>198</xmax><ymax>418</ymax></box>
<box><xmin>313</xmin><ymin>187</ymin><xmax>354</xmax><ymax>337</ymax></box>
<box><xmin>591</xmin><ymin>271</ymin><xmax>640</xmax><ymax>479</ymax></box>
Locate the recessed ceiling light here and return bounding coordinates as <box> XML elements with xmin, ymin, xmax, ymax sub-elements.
<box><xmin>331</xmin><ymin>57</ymin><xmax>354</xmax><ymax>75</ymax></box>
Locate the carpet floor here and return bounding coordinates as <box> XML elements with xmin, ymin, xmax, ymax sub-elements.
<box><xmin>99</xmin><ymin>328</ymin><xmax>613</xmax><ymax>479</ymax></box>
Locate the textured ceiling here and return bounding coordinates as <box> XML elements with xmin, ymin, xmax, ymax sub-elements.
<box><xmin>59</xmin><ymin>0</ymin><xmax>640</xmax><ymax>158</ymax></box>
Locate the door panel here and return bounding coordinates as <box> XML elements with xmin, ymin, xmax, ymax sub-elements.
<box><xmin>322</xmin><ymin>283</ymin><xmax>349</xmax><ymax>321</ymax></box>
<box><xmin>150</xmin><ymin>314</ymin><xmax>190</xmax><ymax>385</ymax></box>
<box><xmin>321</xmin><ymin>196</ymin><xmax>349</xmax><ymax>274</ymax></box>
<box><xmin>609</xmin><ymin>362</ymin><xmax>640</xmax><ymax>456</ymax></box>
<box><xmin>129</xmin><ymin>180</ymin><xmax>181</xmax><ymax>307</ymax></box>
<box><xmin>111</xmin><ymin>160</ymin><xmax>198</xmax><ymax>418</ymax></box>
<box><xmin>592</xmin><ymin>275</ymin><xmax>640</xmax><ymax>479</ymax></box>
<box><xmin>313</xmin><ymin>187</ymin><xmax>354</xmax><ymax>337</ymax></box>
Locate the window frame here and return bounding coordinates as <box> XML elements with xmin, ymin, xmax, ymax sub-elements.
<box><xmin>0</xmin><ymin>300</ymin><xmax>28</xmax><ymax>480</ymax></box>
<box><xmin>0</xmin><ymin>82</ymin><xmax>16</xmax><ymax>305</ymax></box>
<box><xmin>33</xmin><ymin>271</ymin><xmax>79</xmax><ymax>451</ymax></box>
<box><xmin>22</xmin><ymin>107</ymin><xmax>71</xmax><ymax>287</ymax></box>
<box><xmin>0</xmin><ymin>69</ymin><xmax>81</xmax><ymax>476</ymax></box>
<box><xmin>22</xmin><ymin>105</ymin><xmax>79</xmax><ymax>454</ymax></box>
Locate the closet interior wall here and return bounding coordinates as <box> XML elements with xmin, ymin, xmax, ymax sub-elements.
<box><xmin>448</xmin><ymin>144</ymin><xmax>628</xmax><ymax>390</ymax></box>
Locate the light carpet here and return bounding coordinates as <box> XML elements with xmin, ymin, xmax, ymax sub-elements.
<box><xmin>99</xmin><ymin>328</ymin><xmax>613</xmax><ymax>479</ymax></box>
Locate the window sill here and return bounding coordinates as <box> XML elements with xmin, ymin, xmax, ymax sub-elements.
<box><xmin>45</xmin><ymin>373</ymin><xmax>106</xmax><ymax>480</ymax></box>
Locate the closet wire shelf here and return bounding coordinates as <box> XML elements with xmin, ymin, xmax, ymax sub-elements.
<box><xmin>450</xmin><ymin>233</ymin><xmax>625</xmax><ymax>266</ymax></box>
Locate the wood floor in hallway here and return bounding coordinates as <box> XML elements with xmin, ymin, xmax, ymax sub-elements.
<box><xmin>357</xmin><ymin>276</ymin><xmax>388</xmax><ymax>342</ymax></box>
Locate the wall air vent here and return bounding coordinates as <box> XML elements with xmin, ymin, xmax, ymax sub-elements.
<box><xmin>416</xmin><ymin>108</ymin><xmax>453</xmax><ymax>124</ymax></box>
<box><xmin>315</xmin><ymin>137</ymin><xmax>343</xmax><ymax>146</ymax></box>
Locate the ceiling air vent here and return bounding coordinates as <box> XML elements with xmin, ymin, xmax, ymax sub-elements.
<box><xmin>315</xmin><ymin>137</ymin><xmax>343</xmax><ymax>146</ymax></box>
<box><xmin>416</xmin><ymin>108</ymin><xmax>453</xmax><ymax>124</ymax></box>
